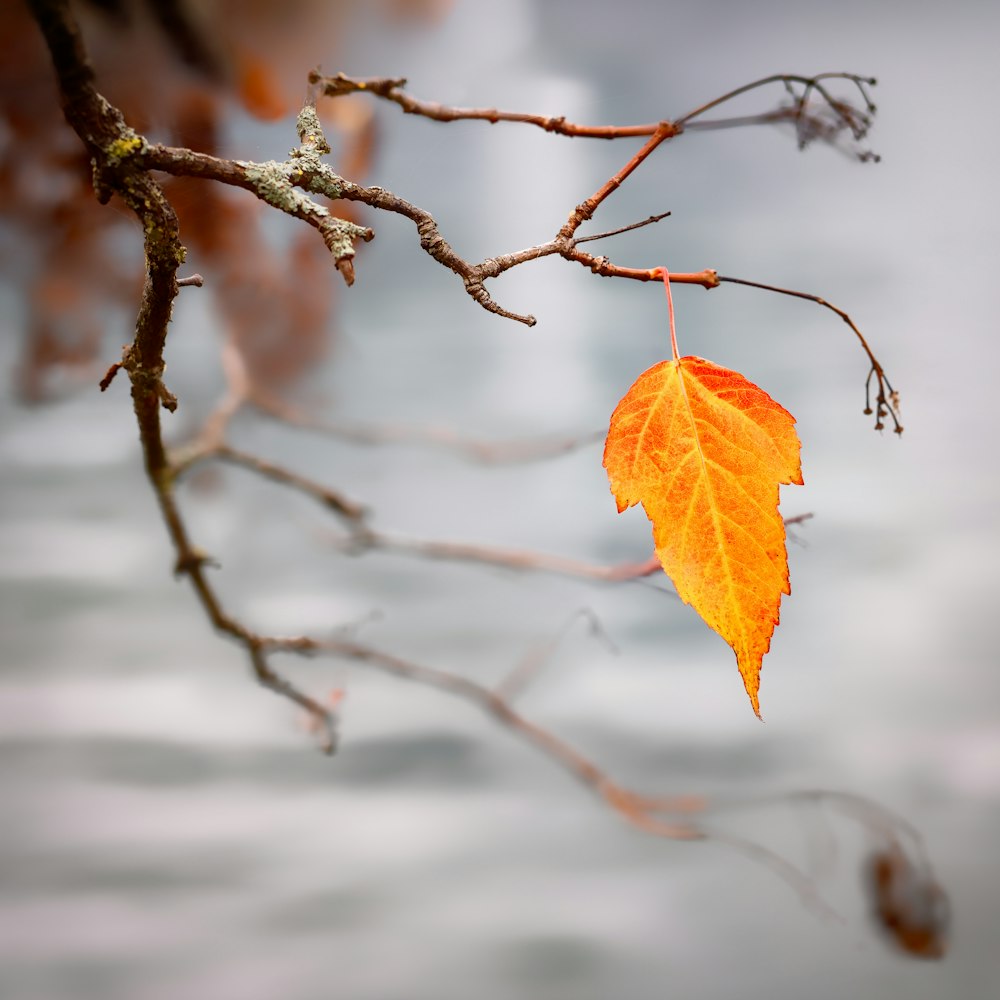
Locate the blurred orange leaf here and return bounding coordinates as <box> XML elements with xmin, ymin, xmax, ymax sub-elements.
<box><xmin>866</xmin><ymin>844</ymin><xmax>950</xmax><ymax>958</ymax></box>
<box><xmin>236</xmin><ymin>52</ymin><xmax>289</xmax><ymax>121</ymax></box>
<box><xmin>603</xmin><ymin>273</ymin><xmax>802</xmax><ymax>715</ymax></box>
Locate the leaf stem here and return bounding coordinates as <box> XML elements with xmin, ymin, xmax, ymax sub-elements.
<box><xmin>654</xmin><ymin>266</ymin><xmax>681</xmax><ymax>361</ymax></box>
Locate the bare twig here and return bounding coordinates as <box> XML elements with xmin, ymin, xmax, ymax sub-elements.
<box><xmin>718</xmin><ymin>276</ymin><xmax>902</xmax><ymax>433</ymax></box>
<box><xmin>315</xmin><ymin>633</ymin><xmax>705</xmax><ymax>838</ymax></box>
<box><xmin>495</xmin><ymin>608</ymin><xmax>618</xmax><ymax>702</ymax></box>
<box><xmin>575</xmin><ymin>212</ymin><xmax>672</xmax><ymax>244</ymax></box>
<box><xmin>336</xmin><ymin>530</ymin><xmax>668</xmax><ymax>585</ymax></box>
<box><xmin>302</xmin><ymin>633</ymin><xmax>931</xmax><ymax>922</ymax></box>
<box><xmin>559</xmin><ymin>122</ymin><xmax>678</xmax><ymax>237</ymax></box>
<box><xmin>310</xmin><ymin>71</ymin><xmax>679</xmax><ymax>140</ymax></box>
<box><xmin>676</xmin><ymin>72</ymin><xmax>875</xmax><ymax>129</ymax></box>
<box><xmin>178</xmin><ymin>444</ymin><xmax>368</xmax><ymax>524</ymax></box>
<box><xmin>141</xmin><ymin>75</ymin><xmax>868</xmax><ymax>335</ymax></box>
<box><xmin>783</xmin><ymin>512</ymin><xmax>815</xmax><ymax>527</ymax></box>
<box><xmin>170</xmin><ymin>330</ymin><xmax>821</xmax><ymax>590</ymax></box>
<box><xmin>266</xmin><ymin>411</ymin><xmax>606</xmax><ymax>464</ymax></box>
<box><xmin>706</xmin><ymin>788</ymin><xmax>950</xmax><ymax>955</ymax></box>
<box><xmin>176</xmin><ymin>418</ymin><xmax>818</xmax><ymax>592</ymax></box>
<box><xmin>181</xmin><ymin>337</ymin><xmax>608</xmax><ymax>466</ymax></box>
<box><xmin>98</xmin><ymin>360</ymin><xmax>121</xmax><ymax>392</ymax></box>
<box><xmin>678</xmin><ymin>73</ymin><xmax>879</xmax><ymax>163</ymax></box>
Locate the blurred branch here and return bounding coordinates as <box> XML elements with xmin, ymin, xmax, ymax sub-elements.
<box><xmin>676</xmin><ymin>71</ymin><xmax>879</xmax><ymax>161</ymax></box>
<box><xmin>334</xmin><ymin>530</ymin><xmax>669</xmax><ymax>584</ymax></box>
<box><xmin>494</xmin><ymin>607</ymin><xmax>618</xmax><ymax>702</ymax></box>
<box><xmin>177</xmin><ymin>337</ymin><xmax>607</xmax><ymax>465</ymax></box>
<box><xmin>263</xmin><ymin>408</ymin><xmax>607</xmax><ymax>464</ymax></box>
<box><xmin>173</xmin><ymin>344</ymin><xmax>816</xmax><ymax>588</ymax></box>
<box><xmin>313</xmin><ymin>632</ymin><xmax>706</xmax><ymax>842</ymax></box>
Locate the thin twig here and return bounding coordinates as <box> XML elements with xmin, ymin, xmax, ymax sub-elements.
<box><xmin>558</xmin><ymin>123</ymin><xmax>677</xmax><ymax>238</ymax></box>
<box><xmin>575</xmin><ymin>212</ymin><xmax>672</xmax><ymax>244</ymax></box>
<box><xmin>310</xmin><ymin>71</ymin><xmax>678</xmax><ymax>140</ymax></box>
<box><xmin>677</xmin><ymin>73</ymin><xmax>879</xmax><ymax>162</ymax></box>
<box><xmin>253</xmin><ymin>395</ymin><xmax>606</xmax><ymax>464</ymax></box>
<box><xmin>783</xmin><ymin>512</ymin><xmax>815</xmax><ymax>527</ymax></box>
<box><xmin>308</xmin><ymin>633</ymin><xmax>906</xmax><ymax>917</ymax></box>
<box><xmin>718</xmin><ymin>275</ymin><xmax>902</xmax><ymax>433</ymax></box>
<box><xmin>316</xmin><ymin>634</ymin><xmax>704</xmax><ymax>837</ymax></box>
<box><xmin>495</xmin><ymin>608</ymin><xmax>618</xmax><ymax>702</ymax></box>
<box><xmin>676</xmin><ymin>72</ymin><xmax>876</xmax><ymax>128</ymax></box>
<box><xmin>178</xmin><ymin>444</ymin><xmax>368</xmax><ymax>524</ymax></box>
<box><xmin>343</xmin><ymin>530</ymin><xmax>668</xmax><ymax>585</ymax></box>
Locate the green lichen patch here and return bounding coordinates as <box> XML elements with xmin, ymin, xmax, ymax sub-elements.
<box><xmin>321</xmin><ymin>217</ymin><xmax>371</xmax><ymax>261</ymax></box>
<box><xmin>241</xmin><ymin>160</ymin><xmax>329</xmax><ymax>219</ymax></box>
<box><xmin>295</xmin><ymin>105</ymin><xmax>331</xmax><ymax>156</ymax></box>
<box><xmin>106</xmin><ymin>132</ymin><xmax>145</xmax><ymax>165</ymax></box>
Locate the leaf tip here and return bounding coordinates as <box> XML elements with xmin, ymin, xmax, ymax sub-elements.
<box><xmin>738</xmin><ymin>655</ymin><xmax>763</xmax><ymax>718</ymax></box>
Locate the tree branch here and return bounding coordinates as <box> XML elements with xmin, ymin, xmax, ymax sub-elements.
<box><xmin>308</xmin><ymin>71</ymin><xmax>879</xmax><ymax>164</ymax></box>
<box><xmin>28</xmin><ymin>0</ymin><xmax>337</xmax><ymax>748</ymax></box>
<box><xmin>310</xmin><ymin>71</ymin><xmax>680</xmax><ymax>140</ymax></box>
<box><xmin>24</xmin><ymin>2</ymin><xmax>938</xmax><ymax>941</ymax></box>
<box><xmin>718</xmin><ymin>276</ymin><xmax>902</xmax><ymax>432</ymax></box>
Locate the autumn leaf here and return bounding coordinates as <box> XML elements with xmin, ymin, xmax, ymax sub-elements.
<box><xmin>235</xmin><ymin>52</ymin><xmax>290</xmax><ymax>121</ymax></box>
<box><xmin>604</xmin><ymin>270</ymin><xmax>802</xmax><ymax>715</ymax></box>
<box><xmin>866</xmin><ymin>844</ymin><xmax>950</xmax><ymax>959</ymax></box>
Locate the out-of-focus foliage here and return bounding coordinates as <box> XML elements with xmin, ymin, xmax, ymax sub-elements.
<box><xmin>0</xmin><ymin>0</ymin><xmax>451</xmax><ymax>400</ymax></box>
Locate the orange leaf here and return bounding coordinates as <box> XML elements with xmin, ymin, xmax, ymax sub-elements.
<box><xmin>604</xmin><ymin>355</ymin><xmax>803</xmax><ymax>715</ymax></box>
<box><xmin>235</xmin><ymin>53</ymin><xmax>289</xmax><ymax>122</ymax></box>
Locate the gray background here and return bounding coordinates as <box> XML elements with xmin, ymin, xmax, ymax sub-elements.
<box><xmin>2</xmin><ymin>0</ymin><xmax>998</xmax><ymax>997</ymax></box>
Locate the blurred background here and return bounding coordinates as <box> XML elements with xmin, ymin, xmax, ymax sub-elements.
<box><xmin>1</xmin><ymin>0</ymin><xmax>998</xmax><ymax>997</ymax></box>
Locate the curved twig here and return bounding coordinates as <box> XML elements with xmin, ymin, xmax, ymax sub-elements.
<box><xmin>718</xmin><ymin>275</ymin><xmax>902</xmax><ymax>433</ymax></box>
<box><xmin>676</xmin><ymin>72</ymin><xmax>875</xmax><ymax>128</ymax></box>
